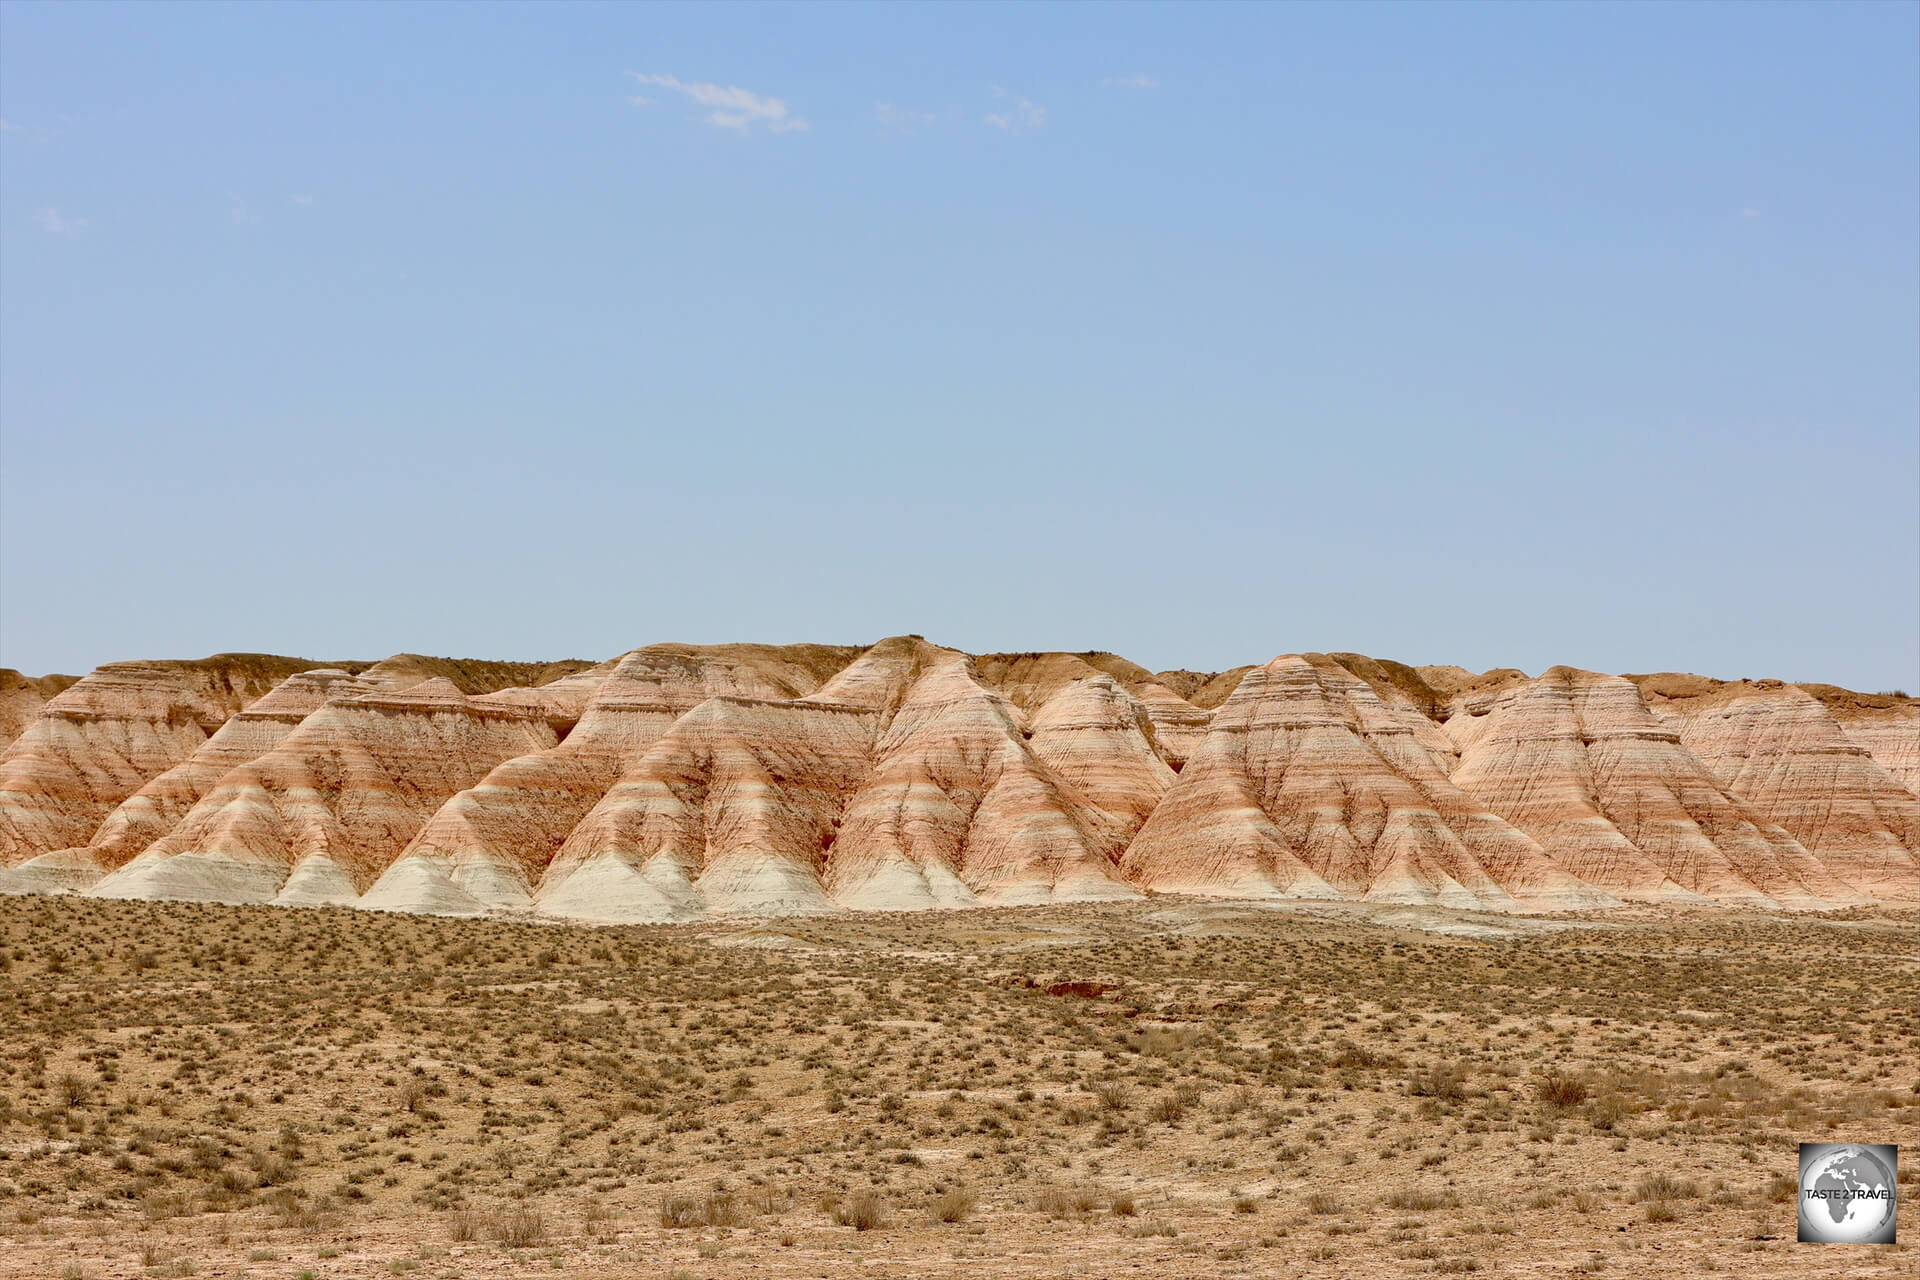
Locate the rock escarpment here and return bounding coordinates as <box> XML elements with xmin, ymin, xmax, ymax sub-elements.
<box><xmin>1630</xmin><ymin>676</ymin><xmax>1918</xmax><ymax>902</ymax></box>
<box><xmin>1446</xmin><ymin>669</ymin><xmax>1869</xmax><ymax>909</ymax></box>
<box><xmin>0</xmin><ymin>656</ymin><xmax>330</xmax><ymax>870</ymax></box>
<box><xmin>1</xmin><ymin>640</ymin><xmax>1911</xmax><ymax>916</ymax></box>
<box><xmin>0</xmin><ymin>669</ymin><xmax>79</xmax><ymax>750</ymax></box>
<box><xmin>1122</xmin><ymin>656</ymin><xmax>1611</xmax><ymax>910</ymax></box>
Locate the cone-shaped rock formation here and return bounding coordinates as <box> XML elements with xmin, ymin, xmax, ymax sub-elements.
<box><xmin>0</xmin><ymin>640</ymin><xmax>1908</xmax><ymax>915</ymax></box>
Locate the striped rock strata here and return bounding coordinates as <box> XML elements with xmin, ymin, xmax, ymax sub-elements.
<box><xmin>1631</xmin><ymin>676</ymin><xmax>1918</xmax><ymax>902</ymax></box>
<box><xmin>1446</xmin><ymin>668</ymin><xmax>1870</xmax><ymax>909</ymax></box>
<box><xmin>0</xmin><ymin>669</ymin><xmax>79</xmax><ymax>751</ymax></box>
<box><xmin>0</xmin><ymin>639</ymin><xmax>1911</xmax><ymax>916</ymax></box>
<box><xmin>1122</xmin><ymin>656</ymin><xmax>1611</xmax><ymax>910</ymax></box>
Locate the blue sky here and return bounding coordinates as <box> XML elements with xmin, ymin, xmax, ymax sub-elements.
<box><xmin>3</xmin><ymin>1</ymin><xmax>1915</xmax><ymax>690</ymax></box>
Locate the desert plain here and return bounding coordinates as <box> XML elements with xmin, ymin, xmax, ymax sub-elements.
<box><xmin>0</xmin><ymin>639</ymin><xmax>1914</xmax><ymax>1277</ymax></box>
<box><xmin>0</xmin><ymin>896</ymin><xmax>1914</xmax><ymax>1279</ymax></box>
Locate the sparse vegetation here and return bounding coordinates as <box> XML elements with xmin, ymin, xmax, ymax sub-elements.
<box><xmin>0</xmin><ymin>895</ymin><xmax>1909</xmax><ymax>1277</ymax></box>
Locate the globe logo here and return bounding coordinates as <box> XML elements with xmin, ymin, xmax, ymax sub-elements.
<box><xmin>1798</xmin><ymin>1142</ymin><xmax>1897</xmax><ymax>1244</ymax></box>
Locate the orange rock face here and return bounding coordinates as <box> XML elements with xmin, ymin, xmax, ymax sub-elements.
<box><xmin>1122</xmin><ymin>656</ymin><xmax>1609</xmax><ymax>910</ymax></box>
<box><xmin>0</xmin><ymin>656</ymin><xmax>326</xmax><ymax>870</ymax></box>
<box><xmin>0</xmin><ymin>641</ymin><xmax>1910</xmax><ymax>914</ymax></box>
<box><xmin>1447</xmin><ymin>669</ymin><xmax>1868</xmax><ymax>909</ymax></box>
<box><xmin>0</xmin><ymin>669</ymin><xmax>79</xmax><ymax>750</ymax></box>
<box><xmin>1633</xmin><ymin>679</ymin><xmax>1918</xmax><ymax>902</ymax></box>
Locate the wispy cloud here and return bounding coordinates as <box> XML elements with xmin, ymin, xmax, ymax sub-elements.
<box><xmin>875</xmin><ymin>102</ymin><xmax>935</xmax><ymax>134</ymax></box>
<box><xmin>984</xmin><ymin>86</ymin><xmax>1045</xmax><ymax>133</ymax></box>
<box><xmin>228</xmin><ymin>192</ymin><xmax>256</xmax><ymax>225</ymax></box>
<box><xmin>1103</xmin><ymin>75</ymin><xmax>1159</xmax><ymax>89</ymax></box>
<box><xmin>35</xmin><ymin>207</ymin><xmax>86</xmax><ymax>234</ymax></box>
<box><xmin>290</xmin><ymin>194</ymin><xmax>314</xmax><ymax>207</ymax></box>
<box><xmin>626</xmin><ymin>72</ymin><xmax>809</xmax><ymax>134</ymax></box>
<box><xmin>1740</xmin><ymin>206</ymin><xmax>1762</xmax><ymax>219</ymax></box>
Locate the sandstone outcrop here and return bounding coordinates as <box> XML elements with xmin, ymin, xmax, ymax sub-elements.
<box><xmin>0</xmin><ymin>669</ymin><xmax>78</xmax><ymax>750</ymax></box>
<box><xmin>1122</xmin><ymin>656</ymin><xmax>1611</xmax><ymax>910</ymax></box>
<box><xmin>379</xmin><ymin>644</ymin><xmax>858</xmax><ymax>914</ymax></box>
<box><xmin>1796</xmin><ymin>685</ymin><xmax>1920</xmax><ymax>796</ymax></box>
<box><xmin>827</xmin><ymin>650</ymin><xmax>1140</xmax><ymax>910</ymax></box>
<box><xmin>1631</xmin><ymin>677</ymin><xmax>1918</xmax><ymax>902</ymax></box>
<box><xmin>1447</xmin><ymin>669</ymin><xmax>1867</xmax><ymax>909</ymax></box>
<box><xmin>0</xmin><ymin>655</ymin><xmax>330</xmax><ymax>871</ymax></box>
<box><xmin>4</xmin><ymin>668</ymin><xmax>391</xmax><ymax>894</ymax></box>
<box><xmin>1</xmin><ymin>640</ymin><xmax>1910</xmax><ymax>915</ymax></box>
<box><xmin>90</xmin><ymin>679</ymin><xmax>560</xmax><ymax>905</ymax></box>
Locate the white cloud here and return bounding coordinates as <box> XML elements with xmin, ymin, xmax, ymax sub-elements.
<box><xmin>1741</xmin><ymin>207</ymin><xmax>1761</xmax><ymax>218</ymax></box>
<box><xmin>984</xmin><ymin>87</ymin><xmax>1045</xmax><ymax>132</ymax></box>
<box><xmin>625</xmin><ymin>72</ymin><xmax>809</xmax><ymax>134</ymax></box>
<box><xmin>35</xmin><ymin>207</ymin><xmax>85</xmax><ymax>234</ymax></box>
<box><xmin>1103</xmin><ymin>75</ymin><xmax>1158</xmax><ymax>89</ymax></box>
<box><xmin>875</xmin><ymin>102</ymin><xmax>935</xmax><ymax>134</ymax></box>
<box><xmin>290</xmin><ymin>194</ymin><xmax>314</xmax><ymax>206</ymax></box>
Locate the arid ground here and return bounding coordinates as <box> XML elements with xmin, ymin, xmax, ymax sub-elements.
<box><xmin>1</xmin><ymin>897</ymin><xmax>1913</xmax><ymax>1279</ymax></box>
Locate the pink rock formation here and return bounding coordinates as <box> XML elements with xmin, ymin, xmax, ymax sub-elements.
<box><xmin>0</xmin><ymin>656</ymin><xmax>325</xmax><ymax>868</ymax></box>
<box><xmin>827</xmin><ymin>650</ymin><xmax>1139</xmax><ymax>909</ymax></box>
<box><xmin>974</xmin><ymin>652</ymin><xmax>1211</xmax><ymax>767</ymax></box>
<box><xmin>378</xmin><ymin>644</ymin><xmax>857</xmax><ymax>912</ymax></box>
<box><xmin>90</xmin><ymin>679</ymin><xmax>559</xmax><ymax>905</ymax></box>
<box><xmin>539</xmin><ymin>696</ymin><xmax>877</xmax><ymax>922</ymax></box>
<box><xmin>1026</xmin><ymin>674</ymin><xmax>1176</xmax><ymax>865</ymax></box>
<box><xmin>1795</xmin><ymin>686</ymin><xmax>1920</xmax><ymax>797</ymax></box>
<box><xmin>1446</xmin><ymin>668</ymin><xmax>1865</xmax><ymax>909</ymax></box>
<box><xmin>0</xmin><ymin>669</ymin><xmax>79</xmax><ymax>750</ymax></box>
<box><xmin>1122</xmin><ymin>656</ymin><xmax>1609</xmax><ymax>910</ymax></box>
<box><xmin>5</xmin><ymin>668</ymin><xmax>390</xmax><ymax>894</ymax></box>
<box><xmin>0</xmin><ymin>639</ymin><xmax>1907</xmax><ymax>917</ymax></box>
<box><xmin>1634</xmin><ymin>678</ymin><xmax>1918</xmax><ymax>902</ymax></box>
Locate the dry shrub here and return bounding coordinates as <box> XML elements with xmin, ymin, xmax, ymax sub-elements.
<box><xmin>1149</xmin><ymin>1091</ymin><xmax>1187</xmax><ymax>1124</ymax></box>
<box><xmin>1409</xmin><ymin>1063</ymin><xmax>1467</xmax><ymax>1102</ymax></box>
<box><xmin>140</xmin><ymin>1192</ymin><xmax>186</xmax><ymax>1222</ymax></box>
<box><xmin>1139</xmin><ymin>1025</ymin><xmax>1207</xmax><ymax>1057</ymax></box>
<box><xmin>832</xmin><ymin>1189</ymin><xmax>886</xmax><ymax>1231</ymax></box>
<box><xmin>1634</xmin><ymin>1173</ymin><xmax>1700</xmax><ymax>1203</ymax></box>
<box><xmin>702</xmin><ymin>1191</ymin><xmax>742</xmax><ymax>1228</ymax></box>
<box><xmin>1093</xmin><ymin>1081</ymin><xmax>1132</xmax><ymax>1113</ymax></box>
<box><xmin>493</xmin><ymin>1206</ymin><xmax>545</xmax><ymax>1248</ymax></box>
<box><xmin>930</xmin><ymin>1186</ymin><xmax>976</xmax><ymax>1223</ymax></box>
<box><xmin>660</xmin><ymin>1195</ymin><xmax>702</xmax><ymax>1229</ymax></box>
<box><xmin>1588</xmin><ymin>1092</ymin><xmax>1630</xmax><ymax>1130</ymax></box>
<box><xmin>1384</xmin><ymin>1188</ymin><xmax>1457</xmax><ymax>1211</ymax></box>
<box><xmin>447</xmin><ymin>1208</ymin><xmax>480</xmax><ymax>1242</ymax></box>
<box><xmin>1032</xmin><ymin>1187</ymin><xmax>1072</xmax><ymax>1217</ymax></box>
<box><xmin>56</xmin><ymin>1073</ymin><xmax>90</xmax><ymax>1109</ymax></box>
<box><xmin>1537</xmin><ymin>1069</ymin><xmax>1590</xmax><ymax>1108</ymax></box>
<box><xmin>1332</xmin><ymin>1043</ymin><xmax>1383</xmax><ymax>1069</ymax></box>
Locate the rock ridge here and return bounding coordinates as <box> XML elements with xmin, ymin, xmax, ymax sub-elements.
<box><xmin>1</xmin><ymin>640</ymin><xmax>1910</xmax><ymax>915</ymax></box>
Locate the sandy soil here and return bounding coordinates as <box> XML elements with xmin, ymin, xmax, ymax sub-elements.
<box><xmin>0</xmin><ymin>896</ymin><xmax>1912</xmax><ymax>1278</ymax></box>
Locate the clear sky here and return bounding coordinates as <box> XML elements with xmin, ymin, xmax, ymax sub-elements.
<box><xmin>2</xmin><ymin>1</ymin><xmax>1915</xmax><ymax>690</ymax></box>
